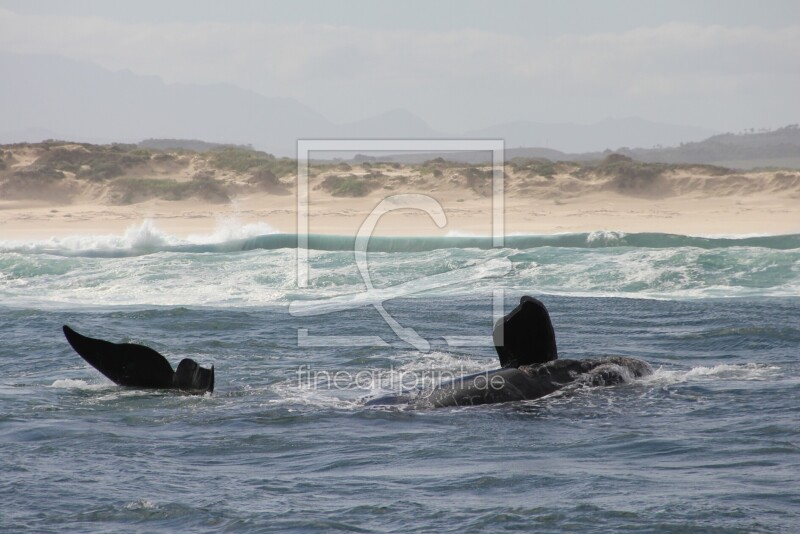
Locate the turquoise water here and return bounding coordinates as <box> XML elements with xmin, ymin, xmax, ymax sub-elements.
<box><xmin>1</xmin><ymin>222</ymin><xmax>799</xmax><ymax>532</ymax></box>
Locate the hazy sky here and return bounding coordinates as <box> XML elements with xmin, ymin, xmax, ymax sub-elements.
<box><xmin>1</xmin><ymin>0</ymin><xmax>799</xmax><ymax>132</ymax></box>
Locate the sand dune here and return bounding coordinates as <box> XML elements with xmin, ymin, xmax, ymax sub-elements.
<box><xmin>1</xmin><ymin>143</ymin><xmax>798</xmax><ymax>239</ymax></box>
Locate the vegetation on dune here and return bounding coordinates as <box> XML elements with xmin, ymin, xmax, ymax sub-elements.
<box><xmin>12</xmin><ymin>165</ymin><xmax>65</xmax><ymax>181</ymax></box>
<box><xmin>0</xmin><ymin>142</ymin><xmax>290</xmax><ymax>203</ymax></box>
<box><xmin>418</xmin><ymin>157</ymin><xmax>460</xmax><ymax>177</ymax></box>
<box><xmin>27</xmin><ymin>142</ymin><xmax>154</xmax><ymax>181</ymax></box>
<box><xmin>568</xmin><ymin>154</ymin><xmax>735</xmax><ymax>196</ymax></box>
<box><xmin>110</xmin><ymin>175</ymin><xmax>229</xmax><ymax>205</ymax></box>
<box><xmin>508</xmin><ymin>157</ymin><xmax>569</xmax><ymax>178</ymax></box>
<box><xmin>571</xmin><ymin>154</ymin><xmax>670</xmax><ymax>195</ymax></box>
<box><xmin>3</xmin><ymin>139</ymin><xmax>799</xmax><ymax>204</ymax></box>
<box><xmin>460</xmin><ymin>167</ymin><xmax>493</xmax><ymax>196</ymax></box>
<box><xmin>319</xmin><ymin>174</ymin><xmax>380</xmax><ymax>197</ymax></box>
<box><xmin>207</xmin><ymin>146</ymin><xmax>295</xmax><ymax>178</ymax></box>
<box><xmin>1</xmin><ymin>163</ymin><xmax>71</xmax><ymax>201</ymax></box>
<box><xmin>250</xmin><ymin>167</ymin><xmax>280</xmax><ymax>189</ymax></box>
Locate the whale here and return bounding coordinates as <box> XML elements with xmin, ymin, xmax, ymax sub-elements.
<box><xmin>62</xmin><ymin>325</ymin><xmax>214</xmax><ymax>394</ymax></box>
<box><xmin>366</xmin><ymin>296</ymin><xmax>652</xmax><ymax>407</ymax></box>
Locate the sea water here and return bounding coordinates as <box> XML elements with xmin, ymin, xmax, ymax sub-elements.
<box><xmin>1</xmin><ymin>221</ymin><xmax>799</xmax><ymax>532</ymax></box>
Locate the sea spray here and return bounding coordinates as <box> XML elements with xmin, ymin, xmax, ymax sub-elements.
<box><xmin>1</xmin><ymin>220</ymin><xmax>798</xmax><ymax>307</ymax></box>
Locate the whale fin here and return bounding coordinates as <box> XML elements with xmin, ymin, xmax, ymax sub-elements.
<box><xmin>63</xmin><ymin>325</ymin><xmax>175</xmax><ymax>389</ymax></box>
<box><xmin>493</xmin><ymin>296</ymin><xmax>558</xmax><ymax>367</ymax></box>
<box><xmin>174</xmin><ymin>359</ymin><xmax>215</xmax><ymax>393</ymax></box>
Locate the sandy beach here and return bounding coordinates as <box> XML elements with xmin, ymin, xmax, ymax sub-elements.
<box><xmin>1</xmin><ymin>190</ymin><xmax>798</xmax><ymax>241</ymax></box>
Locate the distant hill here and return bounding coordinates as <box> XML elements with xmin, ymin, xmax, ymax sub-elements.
<box><xmin>1</xmin><ymin>51</ymin><xmax>728</xmax><ymax>157</ymax></box>
<box><xmin>138</xmin><ymin>138</ymin><xmax>252</xmax><ymax>152</ymax></box>
<box><xmin>618</xmin><ymin>125</ymin><xmax>800</xmax><ymax>168</ymax></box>
<box><xmin>357</xmin><ymin>126</ymin><xmax>800</xmax><ymax>170</ymax></box>
<box><xmin>468</xmin><ymin>117</ymin><xmax>717</xmax><ymax>153</ymax></box>
<box><xmin>0</xmin><ymin>52</ymin><xmax>447</xmax><ymax>155</ymax></box>
<box><xmin>0</xmin><ymin>52</ymin><xmax>332</xmax><ymax>156</ymax></box>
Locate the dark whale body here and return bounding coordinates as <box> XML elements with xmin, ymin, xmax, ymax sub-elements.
<box><xmin>62</xmin><ymin>326</ymin><xmax>214</xmax><ymax>394</ymax></box>
<box><xmin>367</xmin><ymin>296</ymin><xmax>652</xmax><ymax>408</ymax></box>
<box><xmin>366</xmin><ymin>356</ymin><xmax>652</xmax><ymax>408</ymax></box>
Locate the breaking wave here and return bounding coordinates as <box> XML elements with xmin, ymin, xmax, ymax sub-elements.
<box><xmin>0</xmin><ymin>220</ymin><xmax>798</xmax><ymax>307</ymax></box>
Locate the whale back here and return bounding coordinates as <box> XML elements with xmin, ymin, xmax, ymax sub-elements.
<box><xmin>423</xmin><ymin>367</ymin><xmax>560</xmax><ymax>408</ymax></box>
<box><xmin>364</xmin><ymin>367</ymin><xmax>561</xmax><ymax>408</ymax></box>
<box><xmin>493</xmin><ymin>296</ymin><xmax>558</xmax><ymax>367</ymax></box>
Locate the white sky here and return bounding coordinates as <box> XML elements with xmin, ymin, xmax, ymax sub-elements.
<box><xmin>1</xmin><ymin>0</ymin><xmax>799</xmax><ymax>132</ymax></box>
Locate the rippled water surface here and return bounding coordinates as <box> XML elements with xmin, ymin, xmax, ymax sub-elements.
<box><xmin>1</xmin><ymin>224</ymin><xmax>799</xmax><ymax>532</ymax></box>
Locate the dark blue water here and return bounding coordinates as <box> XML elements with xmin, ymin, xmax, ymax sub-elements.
<box><xmin>2</xmin><ymin>294</ymin><xmax>799</xmax><ymax>532</ymax></box>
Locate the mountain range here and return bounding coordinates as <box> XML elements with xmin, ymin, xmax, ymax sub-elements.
<box><xmin>0</xmin><ymin>51</ymin><xmax>718</xmax><ymax>156</ymax></box>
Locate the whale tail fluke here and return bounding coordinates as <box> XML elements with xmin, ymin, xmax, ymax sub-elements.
<box><xmin>493</xmin><ymin>296</ymin><xmax>558</xmax><ymax>368</ymax></box>
<box><xmin>174</xmin><ymin>359</ymin><xmax>215</xmax><ymax>394</ymax></box>
<box><xmin>62</xmin><ymin>325</ymin><xmax>175</xmax><ymax>388</ymax></box>
<box><xmin>62</xmin><ymin>325</ymin><xmax>213</xmax><ymax>394</ymax></box>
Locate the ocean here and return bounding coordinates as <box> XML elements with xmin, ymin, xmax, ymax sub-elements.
<box><xmin>1</xmin><ymin>220</ymin><xmax>799</xmax><ymax>532</ymax></box>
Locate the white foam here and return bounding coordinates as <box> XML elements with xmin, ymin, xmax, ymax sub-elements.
<box><xmin>643</xmin><ymin>363</ymin><xmax>781</xmax><ymax>386</ymax></box>
<box><xmin>268</xmin><ymin>380</ymin><xmax>362</xmax><ymax>410</ymax></box>
<box><xmin>266</xmin><ymin>350</ymin><xmax>495</xmax><ymax>409</ymax></box>
<box><xmin>586</xmin><ymin>230</ymin><xmax>627</xmax><ymax>245</ymax></box>
<box><xmin>445</xmin><ymin>230</ymin><xmax>487</xmax><ymax>238</ymax></box>
<box><xmin>0</xmin><ymin>217</ymin><xmax>278</xmax><ymax>254</ymax></box>
<box><xmin>125</xmin><ymin>499</ymin><xmax>158</xmax><ymax>511</ymax></box>
<box><xmin>185</xmin><ymin>216</ymin><xmax>277</xmax><ymax>244</ymax></box>
<box><xmin>49</xmin><ymin>378</ymin><xmax>108</xmax><ymax>390</ymax></box>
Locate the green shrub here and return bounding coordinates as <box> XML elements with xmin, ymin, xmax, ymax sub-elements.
<box><xmin>462</xmin><ymin>167</ymin><xmax>492</xmax><ymax>180</ymax></box>
<box><xmin>677</xmin><ymin>163</ymin><xmax>732</xmax><ymax>176</ymax></box>
<box><xmin>510</xmin><ymin>157</ymin><xmax>559</xmax><ymax>177</ymax></box>
<box><xmin>34</xmin><ymin>144</ymin><xmax>151</xmax><ymax>180</ymax></box>
<box><xmin>80</xmin><ymin>160</ymin><xmax>125</xmax><ymax>181</ymax></box>
<box><xmin>110</xmin><ymin>143</ymin><xmax>138</xmax><ymax>152</ymax></box>
<box><xmin>320</xmin><ymin>174</ymin><xmax>379</xmax><ymax>197</ymax></box>
<box><xmin>1</xmin><ymin>165</ymin><xmax>68</xmax><ymax>200</ymax></box>
<box><xmin>111</xmin><ymin>176</ymin><xmax>229</xmax><ymax>204</ymax></box>
<box><xmin>208</xmin><ymin>147</ymin><xmax>271</xmax><ymax>172</ymax></box>
<box><xmin>34</xmin><ymin>148</ymin><xmax>88</xmax><ymax>173</ymax></box>
<box><xmin>461</xmin><ymin>167</ymin><xmax>493</xmax><ymax>196</ymax></box>
<box><xmin>251</xmin><ymin>166</ymin><xmax>278</xmax><ymax>188</ymax></box>
<box><xmin>586</xmin><ymin>154</ymin><xmax>672</xmax><ymax>194</ymax></box>
<box><xmin>208</xmin><ymin>147</ymin><xmax>295</xmax><ymax>178</ymax></box>
<box><xmin>13</xmin><ymin>165</ymin><xmax>64</xmax><ymax>181</ymax></box>
<box><xmin>419</xmin><ymin>157</ymin><xmax>459</xmax><ymax>176</ymax></box>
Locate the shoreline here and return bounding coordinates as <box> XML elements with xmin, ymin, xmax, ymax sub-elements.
<box><xmin>0</xmin><ymin>196</ymin><xmax>800</xmax><ymax>243</ymax></box>
<box><xmin>2</xmin><ymin>191</ymin><xmax>799</xmax><ymax>242</ymax></box>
